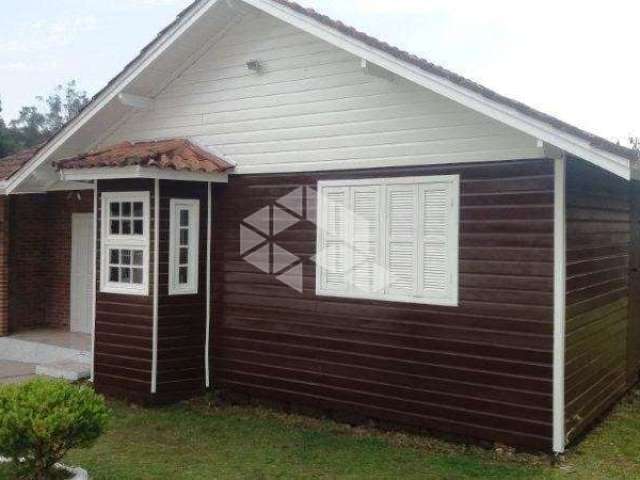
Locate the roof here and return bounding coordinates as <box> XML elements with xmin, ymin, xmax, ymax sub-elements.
<box><xmin>0</xmin><ymin>146</ymin><xmax>40</xmax><ymax>180</ymax></box>
<box><xmin>53</xmin><ymin>139</ymin><xmax>234</xmax><ymax>173</ymax></box>
<box><xmin>3</xmin><ymin>0</ymin><xmax>637</xmax><ymax>190</ymax></box>
<box><xmin>271</xmin><ymin>0</ymin><xmax>636</xmax><ymax>162</ymax></box>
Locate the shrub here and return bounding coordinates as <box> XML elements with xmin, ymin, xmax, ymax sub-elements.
<box><xmin>0</xmin><ymin>378</ymin><xmax>109</xmax><ymax>480</ymax></box>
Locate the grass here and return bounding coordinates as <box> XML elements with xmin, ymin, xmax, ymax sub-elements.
<box><xmin>2</xmin><ymin>388</ymin><xmax>640</xmax><ymax>479</ymax></box>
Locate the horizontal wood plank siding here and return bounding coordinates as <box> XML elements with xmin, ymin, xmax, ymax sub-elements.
<box><xmin>103</xmin><ymin>10</ymin><xmax>542</xmax><ymax>174</ymax></box>
<box><xmin>156</xmin><ymin>181</ymin><xmax>208</xmax><ymax>401</ymax></box>
<box><xmin>564</xmin><ymin>157</ymin><xmax>631</xmax><ymax>443</ymax></box>
<box><xmin>212</xmin><ymin>159</ymin><xmax>554</xmax><ymax>450</ymax></box>
<box><xmin>94</xmin><ymin>179</ymin><xmax>155</xmax><ymax>402</ymax></box>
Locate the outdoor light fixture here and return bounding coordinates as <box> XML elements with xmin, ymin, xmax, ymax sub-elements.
<box><xmin>246</xmin><ymin>59</ymin><xmax>262</xmax><ymax>73</ymax></box>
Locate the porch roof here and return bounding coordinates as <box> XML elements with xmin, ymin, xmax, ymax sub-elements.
<box><xmin>53</xmin><ymin>139</ymin><xmax>234</xmax><ymax>175</ymax></box>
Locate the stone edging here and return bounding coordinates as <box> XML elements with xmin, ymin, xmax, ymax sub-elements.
<box><xmin>0</xmin><ymin>456</ymin><xmax>89</xmax><ymax>479</ymax></box>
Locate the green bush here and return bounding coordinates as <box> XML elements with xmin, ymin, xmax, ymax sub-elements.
<box><xmin>0</xmin><ymin>378</ymin><xmax>109</xmax><ymax>480</ymax></box>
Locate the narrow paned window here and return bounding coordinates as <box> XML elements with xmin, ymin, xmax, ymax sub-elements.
<box><xmin>169</xmin><ymin>199</ymin><xmax>200</xmax><ymax>295</ymax></box>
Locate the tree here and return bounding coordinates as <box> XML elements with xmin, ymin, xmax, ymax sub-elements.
<box><xmin>0</xmin><ymin>100</ymin><xmax>20</xmax><ymax>158</ymax></box>
<box><xmin>7</xmin><ymin>80</ymin><xmax>89</xmax><ymax>150</ymax></box>
<box><xmin>0</xmin><ymin>378</ymin><xmax>109</xmax><ymax>480</ymax></box>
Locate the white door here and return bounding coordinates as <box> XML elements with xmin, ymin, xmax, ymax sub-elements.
<box><xmin>70</xmin><ymin>213</ymin><xmax>94</xmax><ymax>334</ymax></box>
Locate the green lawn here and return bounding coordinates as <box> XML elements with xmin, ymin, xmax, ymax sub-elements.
<box><xmin>3</xmin><ymin>388</ymin><xmax>640</xmax><ymax>479</ymax></box>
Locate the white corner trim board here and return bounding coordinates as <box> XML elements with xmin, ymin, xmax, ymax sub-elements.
<box><xmin>553</xmin><ymin>157</ymin><xmax>567</xmax><ymax>453</ymax></box>
<box><xmin>151</xmin><ymin>179</ymin><xmax>160</xmax><ymax>394</ymax></box>
<box><xmin>90</xmin><ymin>182</ymin><xmax>97</xmax><ymax>383</ymax></box>
<box><xmin>205</xmin><ymin>182</ymin><xmax>213</xmax><ymax>388</ymax></box>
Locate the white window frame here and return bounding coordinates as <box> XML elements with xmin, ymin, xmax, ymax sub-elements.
<box><xmin>169</xmin><ymin>199</ymin><xmax>200</xmax><ymax>295</ymax></box>
<box><xmin>316</xmin><ymin>175</ymin><xmax>460</xmax><ymax>306</ymax></box>
<box><xmin>100</xmin><ymin>191</ymin><xmax>150</xmax><ymax>295</ymax></box>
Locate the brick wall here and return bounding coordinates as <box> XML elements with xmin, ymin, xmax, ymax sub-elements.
<box><xmin>9</xmin><ymin>195</ymin><xmax>48</xmax><ymax>331</ymax></box>
<box><xmin>0</xmin><ymin>197</ymin><xmax>9</xmax><ymax>336</ymax></box>
<box><xmin>9</xmin><ymin>191</ymin><xmax>93</xmax><ymax>332</ymax></box>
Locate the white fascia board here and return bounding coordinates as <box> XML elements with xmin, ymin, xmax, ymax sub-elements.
<box><xmin>553</xmin><ymin>157</ymin><xmax>567</xmax><ymax>453</ymax></box>
<box><xmin>241</xmin><ymin>0</ymin><xmax>630</xmax><ymax>180</ymax></box>
<box><xmin>6</xmin><ymin>0</ymin><xmax>223</xmax><ymax>194</ymax></box>
<box><xmin>60</xmin><ymin>166</ymin><xmax>229</xmax><ymax>183</ymax></box>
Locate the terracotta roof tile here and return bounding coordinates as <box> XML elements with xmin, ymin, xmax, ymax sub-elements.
<box><xmin>53</xmin><ymin>139</ymin><xmax>234</xmax><ymax>174</ymax></box>
<box><xmin>0</xmin><ymin>146</ymin><xmax>40</xmax><ymax>180</ymax></box>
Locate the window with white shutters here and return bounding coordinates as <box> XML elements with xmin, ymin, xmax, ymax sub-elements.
<box><xmin>316</xmin><ymin>175</ymin><xmax>459</xmax><ymax>306</ymax></box>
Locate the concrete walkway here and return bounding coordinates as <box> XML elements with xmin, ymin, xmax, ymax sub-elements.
<box><xmin>0</xmin><ymin>360</ymin><xmax>36</xmax><ymax>384</ymax></box>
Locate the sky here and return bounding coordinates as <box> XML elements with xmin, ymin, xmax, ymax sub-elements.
<box><xmin>0</xmin><ymin>0</ymin><xmax>638</xmax><ymax>146</ymax></box>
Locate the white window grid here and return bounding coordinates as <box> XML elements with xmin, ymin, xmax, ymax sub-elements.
<box><xmin>100</xmin><ymin>191</ymin><xmax>150</xmax><ymax>295</ymax></box>
<box><xmin>169</xmin><ymin>199</ymin><xmax>200</xmax><ymax>295</ymax></box>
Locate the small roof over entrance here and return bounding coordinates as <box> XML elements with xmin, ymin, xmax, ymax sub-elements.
<box><xmin>54</xmin><ymin>139</ymin><xmax>234</xmax><ymax>183</ymax></box>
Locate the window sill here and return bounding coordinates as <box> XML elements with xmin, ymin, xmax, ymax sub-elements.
<box><xmin>316</xmin><ymin>289</ymin><xmax>459</xmax><ymax>307</ymax></box>
<box><xmin>100</xmin><ymin>285</ymin><xmax>149</xmax><ymax>296</ymax></box>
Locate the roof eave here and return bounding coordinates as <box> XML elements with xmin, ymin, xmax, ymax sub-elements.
<box><xmin>59</xmin><ymin>165</ymin><xmax>229</xmax><ymax>183</ymax></box>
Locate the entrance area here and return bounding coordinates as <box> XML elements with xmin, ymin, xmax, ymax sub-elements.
<box><xmin>6</xmin><ymin>190</ymin><xmax>94</xmax><ymax>334</ymax></box>
<box><xmin>0</xmin><ymin>192</ymin><xmax>95</xmax><ymax>380</ymax></box>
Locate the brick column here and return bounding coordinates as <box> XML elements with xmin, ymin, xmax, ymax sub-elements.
<box><xmin>0</xmin><ymin>196</ymin><xmax>9</xmax><ymax>336</ymax></box>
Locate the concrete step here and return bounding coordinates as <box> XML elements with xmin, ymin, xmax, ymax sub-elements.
<box><xmin>35</xmin><ymin>360</ymin><xmax>91</xmax><ymax>381</ymax></box>
<box><xmin>0</xmin><ymin>336</ymin><xmax>91</xmax><ymax>366</ymax></box>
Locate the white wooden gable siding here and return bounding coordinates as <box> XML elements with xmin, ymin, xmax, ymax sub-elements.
<box><xmin>102</xmin><ymin>10</ymin><xmax>543</xmax><ymax>174</ymax></box>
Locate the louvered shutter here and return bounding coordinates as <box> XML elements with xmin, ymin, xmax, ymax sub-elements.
<box><xmin>350</xmin><ymin>186</ymin><xmax>381</xmax><ymax>294</ymax></box>
<box><xmin>385</xmin><ymin>184</ymin><xmax>418</xmax><ymax>295</ymax></box>
<box><xmin>319</xmin><ymin>186</ymin><xmax>349</xmax><ymax>292</ymax></box>
<box><xmin>419</xmin><ymin>180</ymin><xmax>458</xmax><ymax>303</ymax></box>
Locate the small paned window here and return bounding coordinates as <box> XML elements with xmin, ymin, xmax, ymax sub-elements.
<box><xmin>169</xmin><ymin>199</ymin><xmax>200</xmax><ymax>295</ymax></box>
<box><xmin>101</xmin><ymin>191</ymin><xmax>150</xmax><ymax>295</ymax></box>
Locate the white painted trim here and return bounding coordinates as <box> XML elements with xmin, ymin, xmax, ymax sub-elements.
<box><xmin>151</xmin><ymin>179</ymin><xmax>160</xmax><ymax>394</ymax></box>
<box><xmin>90</xmin><ymin>182</ymin><xmax>97</xmax><ymax>383</ymax></box>
<box><xmin>99</xmin><ymin>191</ymin><xmax>151</xmax><ymax>296</ymax></box>
<box><xmin>168</xmin><ymin>199</ymin><xmax>200</xmax><ymax>295</ymax></box>
<box><xmin>6</xmin><ymin>0</ymin><xmax>224</xmax><ymax>194</ymax></box>
<box><xmin>553</xmin><ymin>157</ymin><xmax>567</xmax><ymax>453</ymax></box>
<box><xmin>205</xmin><ymin>183</ymin><xmax>212</xmax><ymax>388</ymax></box>
<box><xmin>239</xmin><ymin>0</ymin><xmax>631</xmax><ymax>179</ymax></box>
<box><xmin>60</xmin><ymin>166</ymin><xmax>229</xmax><ymax>183</ymax></box>
<box><xmin>316</xmin><ymin>174</ymin><xmax>459</xmax><ymax>307</ymax></box>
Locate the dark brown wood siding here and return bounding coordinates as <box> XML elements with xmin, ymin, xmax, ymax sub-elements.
<box><xmin>94</xmin><ymin>179</ymin><xmax>155</xmax><ymax>403</ymax></box>
<box><xmin>564</xmin><ymin>157</ymin><xmax>632</xmax><ymax>443</ymax></box>
<box><xmin>156</xmin><ymin>180</ymin><xmax>208</xmax><ymax>401</ymax></box>
<box><xmin>212</xmin><ymin>159</ymin><xmax>555</xmax><ymax>450</ymax></box>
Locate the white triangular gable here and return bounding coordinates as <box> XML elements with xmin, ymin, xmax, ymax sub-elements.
<box><xmin>100</xmin><ymin>9</ymin><xmax>542</xmax><ymax>175</ymax></box>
